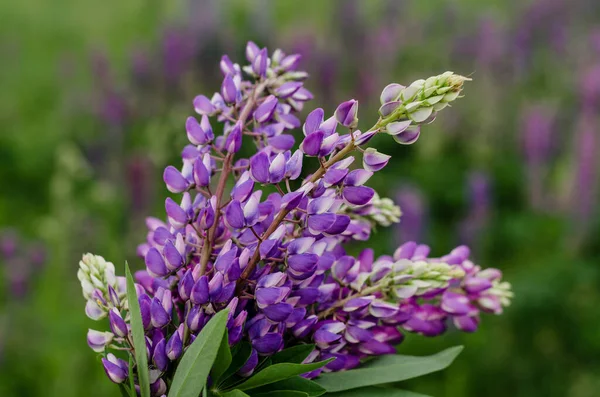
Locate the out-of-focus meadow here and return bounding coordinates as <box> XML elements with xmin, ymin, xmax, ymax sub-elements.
<box><xmin>1</xmin><ymin>0</ymin><xmax>599</xmax><ymax>396</ymax></box>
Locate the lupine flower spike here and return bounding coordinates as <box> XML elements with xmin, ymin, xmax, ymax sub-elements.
<box><xmin>78</xmin><ymin>42</ymin><xmax>510</xmax><ymax>394</ymax></box>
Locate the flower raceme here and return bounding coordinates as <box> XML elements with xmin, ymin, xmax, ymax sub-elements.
<box><xmin>78</xmin><ymin>42</ymin><xmax>510</xmax><ymax>394</ymax></box>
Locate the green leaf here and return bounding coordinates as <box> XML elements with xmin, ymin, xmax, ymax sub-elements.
<box><xmin>252</xmin><ymin>391</ymin><xmax>308</xmax><ymax>397</ymax></box>
<box><xmin>221</xmin><ymin>390</ymin><xmax>251</xmax><ymax>397</ymax></box>
<box><xmin>250</xmin><ymin>376</ymin><xmax>326</xmax><ymax>397</ymax></box>
<box><xmin>314</xmin><ymin>346</ymin><xmax>463</xmax><ymax>392</ymax></box>
<box><xmin>211</xmin><ymin>329</ymin><xmax>232</xmax><ymax>384</ymax></box>
<box><xmin>234</xmin><ymin>359</ymin><xmax>334</xmax><ymax>391</ymax></box>
<box><xmin>271</xmin><ymin>344</ymin><xmax>316</xmax><ymax>364</ymax></box>
<box><xmin>125</xmin><ymin>263</ymin><xmax>150</xmax><ymax>397</ymax></box>
<box><xmin>128</xmin><ymin>355</ymin><xmax>136</xmax><ymax>397</ymax></box>
<box><xmin>329</xmin><ymin>387</ymin><xmax>430</xmax><ymax>397</ymax></box>
<box><xmin>220</xmin><ymin>341</ymin><xmax>252</xmax><ymax>383</ymax></box>
<box><xmin>168</xmin><ymin>309</ymin><xmax>229</xmax><ymax>397</ymax></box>
<box><xmin>118</xmin><ymin>385</ymin><xmax>131</xmax><ymax>397</ymax></box>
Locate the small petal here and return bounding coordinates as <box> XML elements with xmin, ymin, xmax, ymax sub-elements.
<box><xmin>163</xmin><ymin>166</ymin><xmax>189</xmax><ymax>193</ymax></box>
<box><xmin>343</xmin><ymin>186</ymin><xmax>375</xmax><ymax>206</ymax></box>
<box><xmin>254</xmin><ymin>95</ymin><xmax>278</xmax><ymax>123</ymax></box>
<box><xmin>301</xmin><ymin>131</ymin><xmax>324</xmax><ymax>157</ymax></box>
<box><xmin>250</xmin><ymin>152</ymin><xmax>270</xmax><ymax>184</ymax></box>
<box><xmin>193</xmin><ymin>95</ymin><xmax>216</xmax><ymax>115</ymax></box>
<box><xmin>335</xmin><ymin>99</ymin><xmax>359</xmax><ymax>128</ymax></box>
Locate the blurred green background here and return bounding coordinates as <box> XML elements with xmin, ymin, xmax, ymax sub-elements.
<box><xmin>1</xmin><ymin>0</ymin><xmax>599</xmax><ymax>396</ymax></box>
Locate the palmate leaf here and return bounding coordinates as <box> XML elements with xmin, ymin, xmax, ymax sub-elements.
<box><xmin>211</xmin><ymin>329</ymin><xmax>232</xmax><ymax>384</ymax></box>
<box><xmin>232</xmin><ymin>359</ymin><xmax>334</xmax><ymax>392</ymax></box>
<box><xmin>249</xmin><ymin>376</ymin><xmax>326</xmax><ymax>397</ymax></box>
<box><xmin>328</xmin><ymin>386</ymin><xmax>431</xmax><ymax>397</ymax></box>
<box><xmin>125</xmin><ymin>263</ymin><xmax>150</xmax><ymax>397</ymax></box>
<box><xmin>168</xmin><ymin>309</ymin><xmax>229</xmax><ymax>397</ymax></box>
<box><xmin>221</xmin><ymin>390</ymin><xmax>251</xmax><ymax>397</ymax></box>
<box><xmin>219</xmin><ymin>341</ymin><xmax>252</xmax><ymax>384</ymax></box>
<box><xmin>271</xmin><ymin>344</ymin><xmax>315</xmax><ymax>364</ymax></box>
<box><xmin>314</xmin><ymin>346</ymin><xmax>463</xmax><ymax>392</ymax></box>
<box><xmin>252</xmin><ymin>391</ymin><xmax>308</xmax><ymax>397</ymax></box>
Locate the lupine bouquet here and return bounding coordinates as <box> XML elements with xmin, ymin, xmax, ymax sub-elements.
<box><xmin>78</xmin><ymin>42</ymin><xmax>512</xmax><ymax>397</ymax></box>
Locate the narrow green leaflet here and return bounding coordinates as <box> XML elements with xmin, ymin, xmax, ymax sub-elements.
<box><xmin>211</xmin><ymin>329</ymin><xmax>232</xmax><ymax>384</ymax></box>
<box><xmin>328</xmin><ymin>387</ymin><xmax>431</xmax><ymax>397</ymax></box>
<box><xmin>125</xmin><ymin>263</ymin><xmax>150</xmax><ymax>397</ymax></box>
<box><xmin>221</xmin><ymin>390</ymin><xmax>251</xmax><ymax>397</ymax></box>
<box><xmin>220</xmin><ymin>341</ymin><xmax>252</xmax><ymax>383</ymax></box>
<box><xmin>314</xmin><ymin>346</ymin><xmax>463</xmax><ymax>392</ymax></box>
<box><xmin>119</xmin><ymin>385</ymin><xmax>132</xmax><ymax>397</ymax></box>
<box><xmin>234</xmin><ymin>359</ymin><xmax>334</xmax><ymax>391</ymax></box>
<box><xmin>128</xmin><ymin>355</ymin><xmax>136</xmax><ymax>397</ymax></box>
<box><xmin>249</xmin><ymin>376</ymin><xmax>326</xmax><ymax>397</ymax></box>
<box><xmin>252</xmin><ymin>391</ymin><xmax>309</xmax><ymax>397</ymax></box>
<box><xmin>168</xmin><ymin>309</ymin><xmax>229</xmax><ymax>397</ymax></box>
<box><xmin>271</xmin><ymin>344</ymin><xmax>316</xmax><ymax>364</ymax></box>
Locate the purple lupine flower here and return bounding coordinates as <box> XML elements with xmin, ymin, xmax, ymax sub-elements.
<box><xmin>102</xmin><ymin>353</ymin><xmax>128</xmax><ymax>384</ymax></box>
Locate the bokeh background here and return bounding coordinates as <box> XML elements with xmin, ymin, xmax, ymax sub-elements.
<box><xmin>1</xmin><ymin>0</ymin><xmax>599</xmax><ymax>396</ymax></box>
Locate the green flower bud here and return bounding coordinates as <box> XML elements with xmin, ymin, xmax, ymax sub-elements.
<box><xmin>377</xmin><ymin>71</ymin><xmax>470</xmax><ymax>140</ymax></box>
<box><xmin>78</xmin><ymin>253</ymin><xmax>117</xmax><ymax>300</ymax></box>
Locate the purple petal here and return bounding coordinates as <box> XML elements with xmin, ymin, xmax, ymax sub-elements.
<box><xmin>185</xmin><ymin>116</ymin><xmax>208</xmax><ymax>145</ymax></box>
<box><xmin>358</xmin><ymin>340</ymin><xmax>396</xmax><ymax>355</ymax></box>
<box><xmin>325</xmin><ymin>214</ymin><xmax>351</xmax><ymax>235</ymax></box>
<box><xmin>221</xmin><ymin>74</ymin><xmax>238</xmax><ymax>103</ymax></box>
<box><xmin>307</xmin><ymin>213</ymin><xmax>336</xmax><ymax>232</ymax></box>
<box><xmin>379</xmin><ymin>101</ymin><xmax>401</xmax><ymax>117</ymax></box>
<box><xmin>343</xmin><ymin>186</ymin><xmax>375</xmax><ymax>205</ymax></box>
<box><xmin>288</xmin><ymin>253</ymin><xmax>319</xmax><ymax>273</ymax></box>
<box><xmin>152</xmin><ymin>338</ymin><xmax>169</xmax><ymax>371</ymax></box>
<box><xmin>262</xmin><ymin>302</ymin><xmax>293</xmax><ymax>322</ymax></box>
<box><xmin>301</xmin><ymin>130</ymin><xmax>324</xmax><ymax>157</ymax></box>
<box><xmin>275</xmin><ymin>81</ymin><xmax>303</xmax><ymax>98</ymax></box>
<box><xmin>193</xmin><ymin>95</ymin><xmax>216</xmax><ymax>115</ymax></box>
<box><xmin>386</xmin><ymin>120</ymin><xmax>412</xmax><ymax>135</ymax></box>
<box><xmin>254</xmin><ymin>95</ymin><xmax>278</xmax><ymax>123</ymax></box>
<box><xmin>224</xmin><ymin>200</ymin><xmax>245</xmax><ymax>229</ymax></box>
<box><xmin>268</xmin><ymin>134</ymin><xmax>295</xmax><ymax>151</ymax></box>
<box><xmin>193</xmin><ymin>158</ymin><xmax>210</xmax><ymax>187</ymax></box>
<box><xmin>344</xmin><ymin>169</ymin><xmax>373</xmax><ymax>186</ymax></box>
<box><xmin>335</xmin><ymin>99</ymin><xmax>358</xmax><ymax>128</ymax></box>
<box><xmin>163</xmin><ymin>166</ymin><xmax>189</xmax><ymax>193</ymax></box>
<box><xmin>190</xmin><ymin>276</ymin><xmax>209</xmax><ymax>305</ymax></box>
<box><xmin>253</xmin><ymin>333</ymin><xmax>283</xmax><ymax>355</ymax></box>
<box><xmin>163</xmin><ymin>241</ymin><xmax>183</xmax><ymax>271</ymax></box>
<box><xmin>252</xmin><ymin>48</ymin><xmax>268</xmax><ymax>77</ymax></box>
<box><xmin>380</xmin><ymin>83</ymin><xmax>405</xmax><ymax>104</ymax></box>
<box><xmin>268</xmin><ymin>153</ymin><xmax>286</xmax><ymax>183</ymax></box>
<box><xmin>303</xmin><ymin>108</ymin><xmax>324</xmax><ymax>135</ymax></box>
<box><xmin>393</xmin><ymin>126</ymin><xmax>421</xmax><ymax>145</ymax></box>
<box><xmin>145</xmin><ymin>248</ymin><xmax>168</xmax><ymax>277</ymax></box>
<box><xmin>369</xmin><ymin>300</ymin><xmax>399</xmax><ymax>318</ymax></box>
<box><xmin>363</xmin><ymin>149</ymin><xmax>391</xmax><ymax>172</ymax></box>
<box><xmin>250</xmin><ymin>152</ymin><xmax>270</xmax><ymax>183</ymax></box>
<box><xmin>165</xmin><ymin>198</ymin><xmax>188</xmax><ymax>229</ymax></box>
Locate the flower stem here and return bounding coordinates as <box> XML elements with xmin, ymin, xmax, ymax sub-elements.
<box><xmin>197</xmin><ymin>81</ymin><xmax>268</xmax><ymax>277</ymax></box>
<box><xmin>238</xmin><ymin>121</ymin><xmax>382</xmax><ymax>286</ymax></box>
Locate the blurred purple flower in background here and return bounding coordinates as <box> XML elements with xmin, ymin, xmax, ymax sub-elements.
<box><xmin>0</xmin><ymin>230</ymin><xmax>46</xmax><ymax>299</ymax></box>
<box><xmin>521</xmin><ymin>105</ymin><xmax>555</xmax><ymax>211</ymax></box>
<box><xmin>458</xmin><ymin>172</ymin><xmax>492</xmax><ymax>247</ymax></box>
<box><xmin>395</xmin><ymin>186</ymin><xmax>428</xmax><ymax>243</ymax></box>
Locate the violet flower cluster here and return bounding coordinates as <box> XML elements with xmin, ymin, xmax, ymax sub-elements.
<box><xmin>79</xmin><ymin>42</ymin><xmax>512</xmax><ymax>394</ymax></box>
